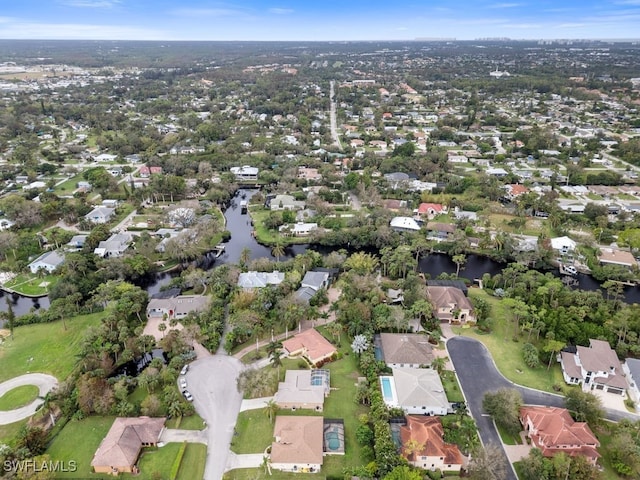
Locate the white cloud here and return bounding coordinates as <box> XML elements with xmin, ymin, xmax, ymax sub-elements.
<box><xmin>0</xmin><ymin>21</ymin><xmax>167</xmax><ymax>40</ymax></box>
<box><xmin>58</xmin><ymin>0</ymin><xmax>122</xmax><ymax>7</ymax></box>
<box><xmin>170</xmin><ymin>8</ymin><xmax>245</xmax><ymax>17</ymax></box>
<box><xmin>269</xmin><ymin>8</ymin><xmax>294</xmax><ymax>15</ymax></box>
<box><xmin>487</xmin><ymin>2</ymin><xmax>524</xmax><ymax>8</ymax></box>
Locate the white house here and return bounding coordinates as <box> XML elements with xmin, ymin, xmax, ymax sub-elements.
<box><xmin>550</xmin><ymin>236</ymin><xmax>577</xmax><ymax>255</ymax></box>
<box><xmin>230</xmin><ymin>166</ymin><xmax>259</xmax><ymax>181</ymax></box>
<box><xmin>28</xmin><ymin>251</ymin><xmax>65</xmax><ymax>274</ymax></box>
<box><xmin>94</xmin><ymin>233</ymin><xmax>133</xmax><ymax>258</ymax></box>
<box><xmin>84</xmin><ymin>207</ymin><xmax>115</xmax><ymax>224</ymax></box>
<box><xmin>380</xmin><ymin>368</ymin><xmax>449</xmax><ymax>416</ymax></box>
<box><xmin>623</xmin><ymin>358</ymin><xmax>640</xmax><ymax>404</ymax></box>
<box><xmin>280</xmin><ymin>222</ymin><xmax>318</xmax><ymax>237</ymax></box>
<box><xmin>559</xmin><ymin>339</ymin><xmax>628</xmax><ymax>396</ymax></box>
<box><xmin>390</xmin><ymin>217</ymin><xmax>421</xmax><ymax>232</ymax></box>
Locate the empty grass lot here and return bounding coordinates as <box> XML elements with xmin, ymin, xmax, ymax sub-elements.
<box><xmin>3</xmin><ymin>274</ymin><xmax>58</xmax><ymax>296</ymax></box>
<box><xmin>0</xmin><ymin>312</ymin><xmax>102</xmax><ymax>383</ymax></box>
<box><xmin>0</xmin><ymin>385</ymin><xmax>39</xmax><ymax>410</ymax></box>
<box><xmin>454</xmin><ymin>289</ymin><xmax>564</xmax><ymax>393</ymax></box>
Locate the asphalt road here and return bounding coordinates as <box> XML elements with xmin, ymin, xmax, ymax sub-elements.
<box><xmin>447</xmin><ymin>337</ymin><xmax>639</xmax><ymax>479</ymax></box>
<box><xmin>0</xmin><ymin>373</ymin><xmax>58</xmax><ymax>425</ymax></box>
<box><xmin>186</xmin><ymin>355</ymin><xmax>244</xmax><ymax>480</ymax></box>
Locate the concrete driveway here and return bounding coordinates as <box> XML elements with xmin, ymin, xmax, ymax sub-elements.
<box><xmin>0</xmin><ymin>373</ymin><xmax>58</xmax><ymax>425</ymax></box>
<box><xmin>160</xmin><ymin>428</ymin><xmax>208</xmax><ymax>444</ymax></box>
<box><xmin>186</xmin><ymin>355</ymin><xmax>244</xmax><ymax>480</ymax></box>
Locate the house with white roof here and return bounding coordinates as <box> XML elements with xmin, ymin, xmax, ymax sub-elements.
<box><xmin>380</xmin><ymin>368</ymin><xmax>448</xmax><ymax>415</ymax></box>
<box><xmin>230</xmin><ymin>165</ymin><xmax>259</xmax><ymax>181</ymax></box>
<box><xmin>550</xmin><ymin>236</ymin><xmax>577</xmax><ymax>255</ymax></box>
<box><xmin>237</xmin><ymin>271</ymin><xmax>285</xmax><ymax>289</ymax></box>
<box><xmin>390</xmin><ymin>217</ymin><xmax>421</xmax><ymax>232</ymax></box>
<box><xmin>28</xmin><ymin>250</ymin><xmax>65</xmax><ymax>274</ymax></box>
<box><xmin>85</xmin><ymin>206</ymin><xmax>115</xmax><ymax>224</ymax></box>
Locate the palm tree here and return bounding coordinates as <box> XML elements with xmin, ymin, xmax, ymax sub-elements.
<box><xmin>264</xmin><ymin>399</ymin><xmax>279</xmax><ymax>423</ymax></box>
<box><xmin>327</xmin><ymin>322</ymin><xmax>343</xmax><ymax>345</ymax></box>
<box><xmin>266</xmin><ymin>340</ymin><xmax>283</xmax><ymax>368</ymax></box>
<box><xmin>431</xmin><ymin>357</ymin><xmax>447</xmax><ymax>375</ymax></box>
<box><xmin>158</xmin><ymin>321</ymin><xmax>167</xmax><ymax>338</ymax></box>
<box><xmin>239</xmin><ymin>247</ymin><xmax>251</xmax><ymax>269</ymax></box>
<box><xmin>271</xmin><ymin>242</ymin><xmax>285</xmax><ymax>263</ymax></box>
<box><xmin>452</xmin><ymin>254</ymin><xmax>467</xmax><ymax>277</ymax></box>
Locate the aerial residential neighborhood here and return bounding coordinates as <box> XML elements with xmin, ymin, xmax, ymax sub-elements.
<box><xmin>1</xmin><ymin>32</ymin><xmax>640</xmax><ymax>480</ymax></box>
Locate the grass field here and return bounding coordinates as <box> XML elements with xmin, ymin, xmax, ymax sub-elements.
<box><xmin>0</xmin><ymin>312</ymin><xmax>102</xmax><ymax>383</ymax></box>
<box><xmin>166</xmin><ymin>414</ymin><xmax>206</xmax><ymax>430</ymax></box>
<box><xmin>0</xmin><ymin>385</ymin><xmax>39</xmax><ymax>410</ymax></box>
<box><xmin>3</xmin><ymin>274</ymin><xmax>58</xmax><ymax>296</ymax></box>
<box><xmin>248</xmin><ymin>208</ymin><xmax>308</xmax><ymax>246</ymax></box>
<box><xmin>176</xmin><ymin>443</ymin><xmax>207</xmax><ymax>480</ymax></box>
<box><xmin>46</xmin><ymin>416</ymin><xmax>116</xmax><ymax>478</ymax></box>
<box><xmin>53</xmin><ymin>175</ymin><xmax>82</xmax><ymax>195</ymax></box>
<box><xmin>232</xmin><ymin>409</ymin><xmax>273</xmax><ymax>454</ymax></box>
<box><xmin>47</xmin><ymin>416</ymin><xmax>206</xmax><ymax>480</ymax></box>
<box><xmin>441</xmin><ymin>370</ymin><xmax>465</xmax><ymax>403</ymax></box>
<box><xmin>0</xmin><ymin>418</ymin><xmax>28</xmax><ymax>445</ymax></box>
<box><xmin>454</xmin><ymin>289</ymin><xmax>564</xmax><ymax>393</ymax></box>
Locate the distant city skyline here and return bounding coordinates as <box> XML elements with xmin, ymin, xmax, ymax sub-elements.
<box><xmin>0</xmin><ymin>1</ymin><xmax>639</xmax><ymax>42</ymax></box>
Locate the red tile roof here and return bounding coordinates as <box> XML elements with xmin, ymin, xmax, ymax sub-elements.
<box><xmin>400</xmin><ymin>416</ymin><xmax>463</xmax><ymax>466</ymax></box>
<box><xmin>282</xmin><ymin>329</ymin><xmax>336</xmax><ymax>365</ymax></box>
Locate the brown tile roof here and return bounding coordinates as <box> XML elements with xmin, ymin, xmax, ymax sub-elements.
<box><xmin>427</xmin><ymin>286</ymin><xmax>473</xmax><ymax>312</ymax></box>
<box><xmin>520</xmin><ymin>406</ymin><xmax>600</xmax><ymax>461</ymax></box>
<box><xmin>282</xmin><ymin>329</ymin><xmax>337</xmax><ymax>365</ymax></box>
<box><xmin>400</xmin><ymin>416</ymin><xmax>463</xmax><ymax>466</ymax></box>
<box><xmin>271</xmin><ymin>416</ymin><xmax>324</xmax><ymax>465</ymax></box>
<box><xmin>426</xmin><ymin>223</ymin><xmax>456</xmax><ymax>234</ymax></box>
<box><xmin>598</xmin><ymin>248</ymin><xmax>636</xmax><ymax>267</ymax></box>
<box><xmin>379</xmin><ymin>333</ymin><xmax>434</xmax><ymax>365</ymax></box>
<box><xmin>91</xmin><ymin>417</ymin><xmax>165</xmax><ymax>469</ymax></box>
<box><xmin>577</xmin><ymin>339</ymin><xmax>628</xmax><ymax>389</ymax></box>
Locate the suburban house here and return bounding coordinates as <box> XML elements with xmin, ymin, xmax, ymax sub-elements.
<box><xmin>101</xmin><ymin>199</ymin><xmax>120</xmax><ymax>208</ymax></box>
<box><xmin>94</xmin><ymin>233</ymin><xmax>134</xmax><ymax>258</ymax></box>
<box><xmin>295</xmin><ymin>270</ymin><xmax>330</xmax><ymax>304</ymax></box>
<box><xmin>65</xmin><ymin>234</ymin><xmax>88</xmax><ymax>251</ymax></box>
<box><xmin>282</xmin><ymin>329</ymin><xmax>337</xmax><ymax>367</ymax></box>
<box><xmin>91</xmin><ymin>417</ymin><xmax>165</xmax><ymax>475</ymax></box>
<box><xmin>138</xmin><ymin>166</ymin><xmax>162</xmax><ymax>178</ymax></box>
<box><xmin>297</xmin><ymin>167</ymin><xmax>322</xmax><ymax>181</ymax></box>
<box><xmin>280</xmin><ymin>222</ymin><xmax>318</xmax><ymax>237</ymax></box>
<box><xmin>380</xmin><ymin>367</ymin><xmax>449</xmax><ymax>415</ymax></box>
<box><xmin>399</xmin><ymin>416</ymin><xmax>464</xmax><ymax>472</ymax></box>
<box><xmin>622</xmin><ymin>358</ymin><xmax>640</xmax><ymax>404</ymax></box>
<box><xmin>269</xmin><ymin>194</ymin><xmax>305</xmax><ymax>211</ymax></box>
<box><xmin>375</xmin><ymin>333</ymin><xmax>435</xmax><ymax>368</ymax></box>
<box><xmin>230</xmin><ymin>165</ymin><xmax>259</xmax><ymax>181</ymax></box>
<box><xmin>390</xmin><ymin>217</ymin><xmax>421</xmax><ymax>233</ymax></box>
<box><xmin>426</xmin><ymin>223</ymin><xmax>456</xmax><ymax>241</ymax></box>
<box><xmin>550</xmin><ymin>236</ymin><xmax>577</xmax><ymax>255</ymax></box>
<box><xmin>426</xmin><ymin>286</ymin><xmax>476</xmax><ymax>324</ymax></box>
<box><xmin>28</xmin><ymin>250</ymin><xmax>65</xmax><ymax>274</ymax></box>
<box><xmin>274</xmin><ymin>369</ymin><xmax>330</xmax><ymax>412</ymax></box>
<box><xmin>383</xmin><ymin>199</ymin><xmax>408</xmax><ymax>211</ymax></box>
<box><xmin>85</xmin><ymin>206</ymin><xmax>115</xmax><ymax>224</ymax></box>
<box><xmin>504</xmin><ymin>184</ymin><xmax>529</xmax><ymax>200</ymax></box>
<box><xmin>559</xmin><ymin>339</ymin><xmax>628</xmax><ymax>396</ymax></box>
<box><xmin>146</xmin><ymin>295</ymin><xmax>211</xmax><ymax>320</ymax></box>
<box><xmin>598</xmin><ymin>248</ymin><xmax>637</xmax><ymax>268</ymax></box>
<box><xmin>520</xmin><ymin>406</ymin><xmax>600</xmax><ymax>465</ymax></box>
<box><xmin>237</xmin><ymin>271</ymin><xmax>285</xmax><ymax>289</ymax></box>
<box><xmin>270</xmin><ymin>416</ymin><xmax>324</xmax><ymax>473</ymax></box>
<box><xmin>415</xmin><ymin>203</ymin><xmax>446</xmax><ymax>220</ymax></box>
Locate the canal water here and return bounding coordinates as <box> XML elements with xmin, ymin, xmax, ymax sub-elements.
<box><xmin>3</xmin><ymin>189</ymin><xmax>639</xmax><ymax>316</ymax></box>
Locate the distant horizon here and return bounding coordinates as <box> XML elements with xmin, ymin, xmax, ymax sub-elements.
<box><xmin>1</xmin><ymin>1</ymin><xmax>640</xmax><ymax>42</ymax></box>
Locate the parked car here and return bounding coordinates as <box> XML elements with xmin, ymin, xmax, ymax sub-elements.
<box><xmin>180</xmin><ymin>364</ymin><xmax>189</xmax><ymax>375</ymax></box>
<box><xmin>179</xmin><ymin>378</ymin><xmax>187</xmax><ymax>390</ymax></box>
<box><xmin>182</xmin><ymin>390</ymin><xmax>193</xmax><ymax>402</ymax></box>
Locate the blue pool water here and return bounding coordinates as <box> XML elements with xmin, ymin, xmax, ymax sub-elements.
<box><xmin>381</xmin><ymin>377</ymin><xmax>393</xmax><ymax>400</ymax></box>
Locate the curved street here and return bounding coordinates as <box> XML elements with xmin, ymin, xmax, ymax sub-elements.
<box><xmin>185</xmin><ymin>355</ymin><xmax>244</xmax><ymax>480</ymax></box>
<box><xmin>0</xmin><ymin>373</ymin><xmax>58</xmax><ymax>425</ymax></box>
<box><xmin>447</xmin><ymin>336</ymin><xmax>639</xmax><ymax>479</ymax></box>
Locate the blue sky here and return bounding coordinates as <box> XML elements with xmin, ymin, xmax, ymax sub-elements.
<box><xmin>0</xmin><ymin>1</ymin><xmax>639</xmax><ymax>41</ymax></box>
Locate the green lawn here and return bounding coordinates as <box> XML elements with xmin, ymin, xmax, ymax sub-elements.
<box><xmin>3</xmin><ymin>274</ymin><xmax>58</xmax><ymax>296</ymax></box>
<box><xmin>166</xmin><ymin>413</ymin><xmax>206</xmax><ymax>430</ymax></box>
<box><xmin>248</xmin><ymin>208</ymin><xmax>308</xmax><ymax>246</ymax></box>
<box><xmin>46</xmin><ymin>416</ymin><xmax>116</xmax><ymax>478</ymax></box>
<box><xmin>441</xmin><ymin>370</ymin><xmax>465</xmax><ymax>403</ymax></box>
<box><xmin>0</xmin><ymin>418</ymin><xmax>28</xmax><ymax>445</ymax></box>
<box><xmin>454</xmin><ymin>289</ymin><xmax>564</xmax><ymax>393</ymax></box>
<box><xmin>0</xmin><ymin>385</ymin><xmax>39</xmax><ymax>410</ymax></box>
<box><xmin>53</xmin><ymin>175</ymin><xmax>82</xmax><ymax>195</ymax></box>
<box><xmin>176</xmin><ymin>443</ymin><xmax>207</xmax><ymax>480</ymax></box>
<box><xmin>495</xmin><ymin>422</ymin><xmax>521</xmax><ymax>445</ymax></box>
<box><xmin>0</xmin><ymin>312</ymin><xmax>102</xmax><ymax>383</ymax></box>
<box><xmin>224</xmin><ymin>469</ymin><xmax>299</xmax><ymax>480</ymax></box>
<box><xmin>232</xmin><ymin>410</ymin><xmax>273</xmax><ymax>454</ymax></box>
<box><xmin>135</xmin><ymin>443</ymin><xmax>182</xmax><ymax>480</ymax></box>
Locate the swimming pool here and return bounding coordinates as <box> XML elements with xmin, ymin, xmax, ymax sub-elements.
<box><xmin>381</xmin><ymin>377</ymin><xmax>394</xmax><ymax>402</ymax></box>
<box><xmin>326</xmin><ymin>430</ymin><xmax>340</xmax><ymax>451</ymax></box>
